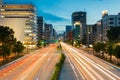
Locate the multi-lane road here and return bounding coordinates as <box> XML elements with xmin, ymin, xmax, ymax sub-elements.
<box><xmin>61</xmin><ymin>42</ymin><xmax>120</xmax><ymax>80</ymax></box>
<box><xmin>0</xmin><ymin>44</ymin><xmax>60</xmax><ymax>80</ymax></box>
<box><xmin>1</xmin><ymin>42</ymin><xmax>120</xmax><ymax>80</ymax></box>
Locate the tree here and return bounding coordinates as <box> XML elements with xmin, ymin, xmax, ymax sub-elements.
<box><xmin>113</xmin><ymin>45</ymin><xmax>120</xmax><ymax>64</ymax></box>
<box><xmin>93</xmin><ymin>42</ymin><xmax>107</xmax><ymax>57</ymax></box>
<box><xmin>114</xmin><ymin>45</ymin><xmax>120</xmax><ymax>64</ymax></box>
<box><xmin>37</xmin><ymin>40</ymin><xmax>42</xmax><ymax>48</ymax></box>
<box><xmin>0</xmin><ymin>26</ymin><xmax>14</xmax><ymax>42</ymax></box>
<box><xmin>13</xmin><ymin>41</ymin><xmax>25</xmax><ymax>56</ymax></box>
<box><xmin>1</xmin><ymin>44</ymin><xmax>11</xmax><ymax>61</ymax></box>
<box><xmin>107</xmin><ymin>27</ymin><xmax>120</xmax><ymax>42</ymax></box>
<box><xmin>100</xmin><ymin>43</ymin><xmax>107</xmax><ymax>57</ymax></box>
<box><xmin>0</xmin><ymin>26</ymin><xmax>14</xmax><ymax>61</ymax></box>
<box><xmin>107</xmin><ymin>44</ymin><xmax>114</xmax><ymax>62</ymax></box>
<box><xmin>93</xmin><ymin>43</ymin><xmax>101</xmax><ymax>55</ymax></box>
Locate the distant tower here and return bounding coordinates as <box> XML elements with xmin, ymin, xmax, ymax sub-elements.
<box><xmin>37</xmin><ymin>16</ymin><xmax>44</xmax><ymax>41</ymax></box>
<box><xmin>0</xmin><ymin>0</ymin><xmax>2</xmax><ymax>4</ymax></box>
<box><xmin>65</xmin><ymin>25</ymin><xmax>72</xmax><ymax>40</ymax></box>
<box><xmin>0</xmin><ymin>0</ymin><xmax>2</xmax><ymax>10</ymax></box>
<box><xmin>72</xmin><ymin>11</ymin><xmax>87</xmax><ymax>40</ymax></box>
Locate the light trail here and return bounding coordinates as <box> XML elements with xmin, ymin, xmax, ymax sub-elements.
<box><xmin>0</xmin><ymin>44</ymin><xmax>60</xmax><ymax>80</ymax></box>
<box><xmin>61</xmin><ymin>42</ymin><xmax>120</xmax><ymax>80</ymax></box>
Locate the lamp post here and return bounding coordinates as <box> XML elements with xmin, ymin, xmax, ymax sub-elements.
<box><xmin>100</xmin><ymin>34</ymin><xmax>102</xmax><ymax>42</ymax></box>
<box><xmin>88</xmin><ymin>32</ymin><xmax>90</xmax><ymax>48</ymax></box>
<box><xmin>78</xmin><ymin>35</ymin><xmax>81</xmax><ymax>46</ymax></box>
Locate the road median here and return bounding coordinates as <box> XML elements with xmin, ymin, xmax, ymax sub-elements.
<box><xmin>51</xmin><ymin>53</ymin><xmax>65</xmax><ymax>80</ymax></box>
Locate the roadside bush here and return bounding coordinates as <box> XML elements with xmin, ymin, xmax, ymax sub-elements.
<box><xmin>51</xmin><ymin>53</ymin><xmax>65</xmax><ymax>80</ymax></box>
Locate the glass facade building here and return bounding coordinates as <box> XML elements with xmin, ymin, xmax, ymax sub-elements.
<box><xmin>72</xmin><ymin>11</ymin><xmax>87</xmax><ymax>40</ymax></box>
<box><xmin>0</xmin><ymin>4</ymin><xmax>37</xmax><ymax>48</ymax></box>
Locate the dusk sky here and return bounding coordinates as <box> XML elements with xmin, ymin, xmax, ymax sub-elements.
<box><xmin>3</xmin><ymin>0</ymin><xmax>120</xmax><ymax>33</ymax></box>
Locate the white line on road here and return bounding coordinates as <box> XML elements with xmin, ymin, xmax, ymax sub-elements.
<box><xmin>36</xmin><ymin>78</ymin><xmax>39</xmax><ymax>80</ymax></box>
<box><xmin>70</xmin><ymin>47</ymin><xmax>120</xmax><ymax>80</ymax></box>
<box><xmin>63</xmin><ymin>47</ymin><xmax>85</xmax><ymax>80</ymax></box>
<box><xmin>66</xmin><ymin>54</ymin><xmax>79</xmax><ymax>80</ymax></box>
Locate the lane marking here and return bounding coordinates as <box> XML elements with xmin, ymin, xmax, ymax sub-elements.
<box><xmin>70</xmin><ymin>47</ymin><xmax>120</xmax><ymax>80</ymax></box>
<box><xmin>62</xmin><ymin>46</ymin><xmax>85</xmax><ymax>80</ymax></box>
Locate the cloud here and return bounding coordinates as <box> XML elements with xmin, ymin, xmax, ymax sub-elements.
<box><xmin>3</xmin><ymin>0</ymin><xmax>33</xmax><ymax>4</ymax></box>
<box><xmin>3</xmin><ymin>0</ymin><xmax>69</xmax><ymax>23</ymax></box>
<box><xmin>38</xmin><ymin>11</ymin><xmax>69</xmax><ymax>22</ymax></box>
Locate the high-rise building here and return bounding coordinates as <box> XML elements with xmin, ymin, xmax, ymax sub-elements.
<box><xmin>67</xmin><ymin>30</ymin><xmax>73</xmax><ymax>41</ymax></box>
<box><xmin>102</xmin><ymin>10</ymin><xmax>120</xmax><ymax>42</ymax></box>
<box><xmin>96</xmin><ymin>20</ymin><xmax>102</xmax><ymax>42</ymax></box>
<box><xmin>86</xmin><ymin>21</ymin><xmax>102</xmax><ymax>45</ymax></box>
<box><xmin>0</xmin><ymin>0</ymin><xmax>2</xmax><ymax>4</ymax></box>
<box><xmin>44</xmin><ymin>23</ymin><xmax>53</xmax><ymax>43</ymax></box>
<box><xmin>72</xmin><ymin>11</ymin><xmax>87</xmax><ymax>40</ymax></box>
<box><xmin>74</xmin><ymin>23</ymin><xmax>81</xmax><ymax>39</ymax></box>
<box><xmin>65</xmin><ymin>25</ymin><xmax>72</xmax><ymax>40</ymax></box>
<box><xmin>0</xmin><ymin>4</ymin><xmax>37</xmax><ymax>48</ymax></box>
<box><xmin>92</xmin><ymin>24</ymin><xmax>97</xmax><ymax>43</ymax></box>
<box><xmin>63</xmin><ymin>32</ymin><xmax>66</xmax><ymax>41</ymax></box>
<box><xmin>87</xmin><ymin>25</ymin><xmax>93</xmax><ymax>45</ymax></box>
<box><xmin>53</xmin><ymin>28</ymin><xmax>57</xmax><ymax>40</ymax></box>
<box><xmin>37</xmin><ymin>16</ymin><xmax>44</xmax><ymax>41</ymax></box>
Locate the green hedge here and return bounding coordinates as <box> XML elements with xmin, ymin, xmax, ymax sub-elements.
<box><xmin>51</xmin><ymin>53</ymin><xmax>65</xmax><ymax>80</ymax></box>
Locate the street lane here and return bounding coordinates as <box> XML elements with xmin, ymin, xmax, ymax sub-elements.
<box><xmin>0</xmin><ymin>44</ymin><xmax>60</xmax><ymax>80</ymax></box>
<box><xmin>61</xmin><ymin>42</ymin><xmax>120</xmax><ymax>80</ymax></box>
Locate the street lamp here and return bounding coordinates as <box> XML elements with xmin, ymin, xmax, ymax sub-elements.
<box><xmin>100</xmin><ymin>34</ymin><xmax>102</xmax><ymax>42</ymax></box>
<box><xmin>88</xmin><ymin>32</ymin><xmax>90</xmax><ymax>47</ymax></box>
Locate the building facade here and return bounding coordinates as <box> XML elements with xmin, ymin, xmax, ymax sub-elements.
<box><xmin>87</xmin><ymin>25</ymin><xmax>93</xmax><ymax>45</ymax></box>
<box><xmin>52</xmin><ymin>28</ymin><xmax>57</xmax><ymax>40</ymax></box>
<box><xmin>0</xmin><ymin>4</ymin><xmax>37</xmax><ymax>48</ymax></box>
<box><xmin>72</xmin><ymin>11</ymin><xmax>87</xmax><ymax>40</ymax></box>
<box><xmin>102</xmin><ymin>10</ymin><xmax>120</xmax><ymax>42</ymax></box>
<box><xmin>96</xmin><ymin>20</ymin><xmax>102</xmax><ymax>42</ymax></box>
<box><xmin>65</xmin><ymin>25</ymin><xmax>72</xmax><ymax>40</ymax></box>
<box><xmin>37</xmin><ymin>16</ymin><xmax>44</xmax><ymax>41</ymax></box>
<box><xmin>86</xmin><ymin>24</ymin><xmax>98</xmax><ymax>46</ymax></box>
<box><xmin>74</xmin><ymin>23</ymin><xmax>81</xmax><ymax>39</ymax></box>
<box><xmin>44</xmin><ymin>23</ymin><xmax>53</xmax><ymax>43</ymax></box>
<box><xmin>67</xmin><ymin>30</ymin><xmax>73</xmax><ymax>41</ymax></box>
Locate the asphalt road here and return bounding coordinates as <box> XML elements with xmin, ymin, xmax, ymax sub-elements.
<box><xmin>0</xmin><ymin>44</ymin><xmax>60</xmax><ymax>80</ymax></box>
<box><xmin>61</xmin><ymin>42</ymin><xmax>120</xmax><ymax>80</ymax></box>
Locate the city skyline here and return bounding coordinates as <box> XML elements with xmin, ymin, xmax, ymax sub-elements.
<box><xmin>2</xmin><ymin>0</ymin><xmax>120</xmax><ymax>33</ymax></box>
<box><xmin>0</xmin><ymin>0</ymin><xmax>120</xmax><ymax>80</ymax></box>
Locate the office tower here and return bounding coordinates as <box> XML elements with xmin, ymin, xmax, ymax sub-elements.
<box><xmin>72</xmin><ymin>11</ymin><xmax>87</xmax><ymax>40</ymax></box>
<box><xmin>53</xmin><ymin>28</ymin><xmax>57</xmax><ymax>39</ymax></box>
<box><xmin>44</xmin><ymin>23</ymin><xmax>53</xmax><ymax>43</ymax></box>
<box><xmin>87</xmin><ymin>25</ymin><xmax>93</xmax><ymax>45</ymax></box>
<box><xmin>92</xmin><ymin>24</ymin><xmax>97</xmax><ymax>44</ymax></box>
<box><xmin>0</xmin><ymin>0</ymin><xmax>2</xmax><ymax>4</ymax></box>
<box><xmin>37</xmin><ymin>16</ymin><xmax>44</xmax><ymax>41</ymax></box>
<box><xmin>65</xmin><ymin>25</ymin><xmax>72</xmax><ymax>40</ymax></box>
<box><xmin>74</xmin><ymin>23</ymin><xmax>81</xmax><ymax>39</ymax></box>
<box><xmin>102</xmin><ymin>10</ymin><xmax>120</xmax><ymax>42</ymax></box>
<box><xmin>0</xmin><ymin>4</ymin><xmax>37</xmax><ymax>48</ymax></box>
<box><xmin>96</xmin><ymin>20</ymin><xmax>102</xmax><ymax>42</ymax></box>
<box><xmin>87</xmin><ymin>22</ymin><xmax>102</xmax><ymax>45</ymax></box>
